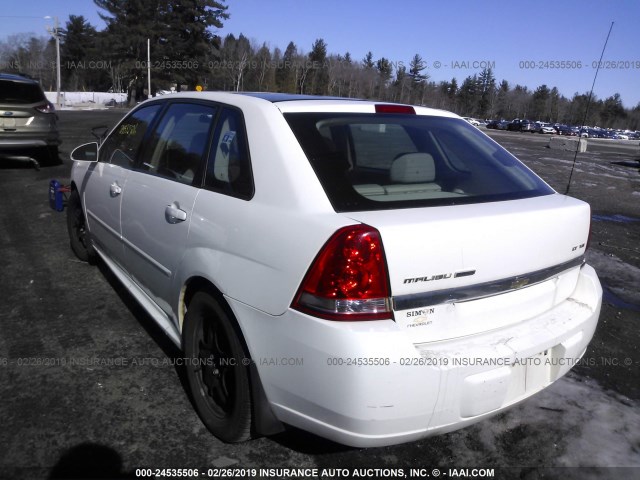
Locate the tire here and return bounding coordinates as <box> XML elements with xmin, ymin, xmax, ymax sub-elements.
<box><xmin>183</xmin><ymin>291</ymin><xmax>252</xmax><ymax>442</ymax></box>
<box><xmin>38</xmin><ymin>146</ymin><xmax>62</xmax><ymax>166</ymax></box>
<box><xmin>66</xmin><ymin>190</ymin><xmax>96</xmax><ymax>263</ymax></box>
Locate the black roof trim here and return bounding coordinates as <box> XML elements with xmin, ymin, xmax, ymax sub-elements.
<box><xmin>235</xmin><ymin>92</ymin><xmax>365</xmax><ymax>103</ymax></box>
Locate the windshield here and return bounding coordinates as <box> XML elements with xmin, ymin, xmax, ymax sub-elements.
<box><xmin>284</xmin><ymin>113</ymin><xmax>554</xmax><ymax>212</ymax></box>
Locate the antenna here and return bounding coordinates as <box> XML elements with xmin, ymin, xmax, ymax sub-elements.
<box><xmin>565</xmin><ymin>21</ymin><xmax>614</xmax><ymax>195</ymax></box>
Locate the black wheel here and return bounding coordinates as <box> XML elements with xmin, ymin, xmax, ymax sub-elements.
<box><xmin>66</xmin><ymin>190</ymin><xmax>95</xmax><ymax>263</ymax></box>
<box><xmin>37</xmin><ymin>146</ymin><xmax>62</xmax><ymax>166</ymax></box>
<box><xmin>184</xmin><ymin>291</ymin><xmax>252</xmax><ymax>442</ymax></box>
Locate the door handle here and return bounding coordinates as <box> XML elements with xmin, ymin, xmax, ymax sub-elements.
<box><xmin>110</xmin><ymin>182</ymin><xmax>122</xmax><ymax>197</ymax></box>
<box><xmin>165</xmin><ymin>203</ymin><xmax>187</xmax><ymax>224</ymax></box>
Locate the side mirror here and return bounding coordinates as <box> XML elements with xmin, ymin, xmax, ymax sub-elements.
<box><xmin>70</xmin><ymin>142</ymin><xmax>99</xmax><ymax>162</ymax></box>
<box><xmin>91</xmin><ymin>125</ymin><xmax>109</xmax><ymax>145</ymax></box>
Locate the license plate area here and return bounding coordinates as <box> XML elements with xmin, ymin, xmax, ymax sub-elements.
<box><xmin>460</xmin><ymin>349</ymin><xmax>553</xmax><ymax>417</ymax></box>
<box><xmin>507</xmin><ymin>349</ymin><xmax>552</xmax><ymax>399</ymax></box>
<box><xmin>1</xmin><ymin>118</ymin><xmax>16</xmax><ymax>128</ymax></box>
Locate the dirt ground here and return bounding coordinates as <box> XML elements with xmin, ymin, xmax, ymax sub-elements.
<box><xmin>0</xmin><ymin>111</ymin><xmax>638</xmax><ymax>480</ymax></box>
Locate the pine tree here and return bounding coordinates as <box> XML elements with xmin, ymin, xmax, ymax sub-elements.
<box><xmin>495</xmin><ymin>80</ymin><xmax>510</xmax><ymax>118</ymax></box>
<box><xmin>408</xmin><ymin>54</ymin><xmax>427</xmax><ymax>83</ymax></box>
<box><xmin>308</xmin><ymin>38</ymin><xmax>328</xmax><ymax>95</ymax></box>
<box><xmin>529</xmin><ymin>84</ymin><xmax>549</xmax><ymax>121</ymax></box>
<box><xmin>162</xmin><ymin>0</ymin><xmax>228</xmax><ymax>89</ymax></box>
<box><xmin>362</xmin><ymin>51</ymin><xmax>374</xmax><ymax>69</ymax></box>
<box><xmin>457</xmin><ymin>75</ymin><xmax>479</xmax><ymax>116</ymax></box>
<box><xmin>94</xmin><ymin>0</ymin><xmax>228</xmax><ymax>95</ymax></box>
<box><xmin>60</xmin><ymin>15</ymin><xmax>101</xmax><ymax>90</ymax></box>
<box><xmin>477</xmin><ymin>68</ymin><xmax>496</xmax><ymax>118</ymax></box>
<box><xmin>601</xmin><ymin>93</ymin><xmax>626</xmax><ymax>128</ymax></box>
<box><xmin>276</xmin><ymin>41</ymin><xmax>297</xmax><ymax>93</ymax></box>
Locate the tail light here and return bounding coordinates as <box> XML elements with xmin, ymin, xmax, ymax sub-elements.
<box><xmin>375</xmin><ymin>104</ymin><xmax>415</xmax><ymax>114</ymax></box>
<box><xmin>292</xmin><ymin>225</ymin><xmax>392</xmax><ymax>321</ymax></box>
<box><xmin>34</xmin><ymin>102</ymin><xmax>55</xmax><ymax>114</ymax></box>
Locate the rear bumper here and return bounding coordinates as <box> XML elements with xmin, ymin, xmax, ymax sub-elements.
<box><xmin>229</xmin><ymin>264</ymin><xmax>601</xmax><ymax>447</ymax></box>
<box><xmin>0</xmin><ymin>130</ymin><xmax>60</xmax><ymax>150</ymax></box>
<box><xmin>0</xmin><ymin>137</ymin><xmax>60</xmax><ymax>149</ymax></box>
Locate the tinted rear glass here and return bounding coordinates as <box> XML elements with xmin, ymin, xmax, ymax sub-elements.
<box><xmin>284</xmin><ymin>113</ymin><xmax>554</xmax><ymax>212</ymax></box>
<box><xmin>0</xmin><ymin>80</ymin><xmax>46</xmax><ymax>104</ymax></box>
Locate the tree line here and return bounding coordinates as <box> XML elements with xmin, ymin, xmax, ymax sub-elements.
<box><xmin>0</xmin><ymin>0</ymin><xmax>638</xmax><ymax>130</ymax></box>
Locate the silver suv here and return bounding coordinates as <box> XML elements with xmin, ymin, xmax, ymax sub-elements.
<box><xmin>0</xmin><ymin>73</ymin><xmax>60</xmax><ymax>165</ymax></box>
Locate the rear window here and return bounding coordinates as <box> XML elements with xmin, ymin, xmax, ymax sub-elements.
<box><xmin>284</xmin><ymin>113</ymin><xmax>554</xmax><ymax>212</ymax></box>
<box><xmin>0</xmin><ymin>80</ymin><xmax>46</xmax><ymax>104</ymax></box>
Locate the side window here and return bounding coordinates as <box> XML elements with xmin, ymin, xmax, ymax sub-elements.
<box><xmin>139</xmin><ymin>103</ymin><xmax>217</xmax><ymax>186</ymax></box>
<box><xmin>99</xmin><ymin>104</ymin><xmax>161</xmax><ymax>168</ymax></box>
<box><xmin>204</xmin><ymin>107</ymin><xmax>254</xmax><ymax>199</ymax></box>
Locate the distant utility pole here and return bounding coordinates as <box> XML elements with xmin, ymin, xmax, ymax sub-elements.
<box><xmin>147</xmin><ymin>38</ymin><xmax>152</xmax><ymax>99</ymax></box>
<box><xmin>45</xmin><ymin>16</ymin><xmax>62</xmax><ymax>108</ymax></box>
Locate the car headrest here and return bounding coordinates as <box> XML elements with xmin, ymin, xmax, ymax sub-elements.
<box><xmin>390</xmin><ymin>153</ymin><xmax>436</xmax><ymax>183</ymax></box>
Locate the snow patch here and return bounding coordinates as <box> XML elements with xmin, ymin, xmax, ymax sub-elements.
<box><xmin>44</xmin><ymin>91</ymin><xmax>127</xmax><ymax>109</ymax></box>
<box><xmin>450</xmin><ymin>375</ymin><xmax>640</xmax><ymax>467</ymax></box>
<box><xmin>586</xmin><ymin>249</ymin><xmax>640</xmax><ymax>307</ymax></box>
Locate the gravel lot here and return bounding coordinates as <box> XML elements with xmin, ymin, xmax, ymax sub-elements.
<box><xmin>1</xmin><ymin>110</ymin><xmax>639</xmax><ymax>480</ymax></box>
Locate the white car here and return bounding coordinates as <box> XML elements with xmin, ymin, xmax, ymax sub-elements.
<box><xmin>463</xmin><ymin>116</ymin><xmax>481</xmax><ymax>126</ymax></box>
<box><xmin>536</xmin><ymin>122</ymin><xmax>557</xmax><ymax>134</ymax></box>
<box><xmin>68</xmin><ymin>92</ymin><xmax>602</xmax><ymax>447</ymax></box>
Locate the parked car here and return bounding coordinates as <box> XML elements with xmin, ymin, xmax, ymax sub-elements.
<box><xmin>0</xmin><ymin>73</ymin><xmax>60</xmax><ymax>165</ymax></box>
<box><xmin>555</xmin><ymin>125</ymin><xmax>577</xmax><ymax>136</ymax></box>
<box><xmin>534</xmin><ymin>122</ymin><xmax>556</xmax><ymax>134</ymax></box>
<box><xmin>520</xmin><ymin>120</ymin><xmax>536</xmax><ymax>132</ymax></box>
<box><xmin>507</xmin><ymin>118</ymin><xmax>536</xmax><ymax>132</ymax></box>
<box><xmin>463</xmin><ymin>117</ymin><xmax>481</xmax><ymax>126</ymax></box>
<box><xmin>599</xmin><ymin>130</ymin><xmax>615</xmax><ymax>139</ymax></box>
<box><xmin>67</xmin><ymin>92</ymin><xmax>602</xmax><ymax>447</ymax></box>
<box><xmin>507</xmin><ymin>119</ymin><xmax>524</xmax><ymax>131</ymax></box>
<box><xmin>486</xmin><ymin>119</ymin><xmax>509</xmax><ymax>130</ymax></box>
<box><xmin>579</xmin><ymin>128</ymin><xmax>602</xmax><ymax>138</ymax></box>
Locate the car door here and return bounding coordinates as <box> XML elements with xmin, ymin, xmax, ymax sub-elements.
<box><xmin>83</xmin><ymin>104</ymin><xmax>162</xmax><ymax>267</ymax></box>
<box><xmin>120</xmin><ymin>102</ymin><xmax>218</xmax><ymax>315</ymax></box>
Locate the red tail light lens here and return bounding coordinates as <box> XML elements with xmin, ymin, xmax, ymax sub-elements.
<box><xmin>292</xmin><ymin>225</ymin><xmax>392</xmax><ymax>321</ymax></box>
<box><xmin>34</xmin><ymin>102</ymin><xmax>55</xmax><ymax>114</ymax></box>
<box><xmin>375</xmin><ymin>104</ymin><xmax>415</xmax><ymax>114</ymax></box>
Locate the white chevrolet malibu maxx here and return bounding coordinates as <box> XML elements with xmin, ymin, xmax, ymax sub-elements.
<box><xmin>67</xmin><ymin>92</ymin><xmax>602</xmax><ymax>447</ymax></box>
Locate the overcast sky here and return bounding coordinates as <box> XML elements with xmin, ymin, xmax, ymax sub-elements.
<box><xmin>1</xmin><ymin>0</ymin><xmax>638</xmax><ymax>107</ymax></box>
